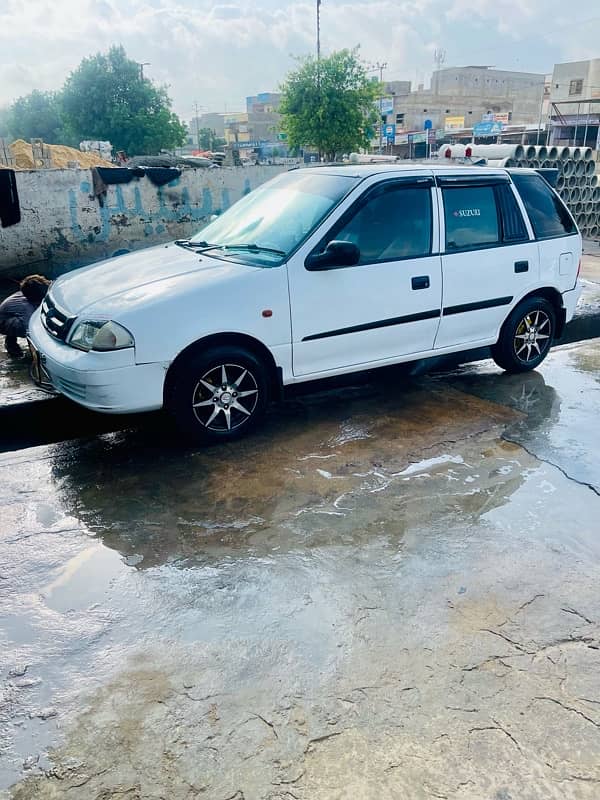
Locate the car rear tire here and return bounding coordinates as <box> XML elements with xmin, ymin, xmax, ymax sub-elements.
<box><xmin>166</xmin><ymin>346</ymin><xmax>270</xmax><ymax>443</ymax></box>
<box><xmin>492</xmin><ymin>297</ymin><xmax>556</xmax><ymax>373</ymax></box>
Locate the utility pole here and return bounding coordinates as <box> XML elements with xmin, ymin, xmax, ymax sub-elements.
<box><xmin>193</xmin><ymin>102</ymin><xmax>206</xmax><ymax>151</ymax></box>
<box><xmin>316</xmin><ymin>0</ymin><xmax>322</xmax><ymax>160</ymax></box>
<box><xmin>375</xmin><ymin>61</ymin><xmax>388</xmax><ymax>154</ymax></box>
<box><xmin>536</xmin><ymin>79</ymin><xmax>547</xmax><ymax>145</ymax></box>
<box><xmin>137</xmin><ymin>62</ymin><xmax>150</xmax><ymax>81</ymax></box>
<box><xmin>316</xmin><ymin>0</ymin><xmax>321</xmax><ymax>61</ymax></box>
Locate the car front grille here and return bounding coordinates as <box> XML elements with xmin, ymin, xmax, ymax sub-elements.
<box><xmin>41</xmin><ymin>294</ymin><xmax>75</xmax><ymax>342</ymax></box>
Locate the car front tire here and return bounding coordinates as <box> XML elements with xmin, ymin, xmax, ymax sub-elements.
<box><xmin>492</xmin><ymin>297</ymin><xmax>556</xmax><ymax>373</ymax></box>
<box><xmin>166</xmin><ymin>346</ymin><xmax>270</xmax><ymax>443</ymax></box>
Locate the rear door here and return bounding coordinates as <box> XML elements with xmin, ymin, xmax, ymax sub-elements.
<box><xmin>435</xmin><ymin>174</ymin><xmax>539</xmax><ymax>349</ymax></box>
<box><xmin>510</xmin><ymin>171</ymin><xmax>581</xmax><ymax>292</ymax></box>
<box><xmin>288</xmin><ymin>176</ymin><xmax>443</xmax><ymax>377</ymax></box>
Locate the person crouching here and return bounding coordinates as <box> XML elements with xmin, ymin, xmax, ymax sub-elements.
<box><xmin>0</xmin><ymin>275</ymin><xmax>51</xmax><ymax>357</ymax></box>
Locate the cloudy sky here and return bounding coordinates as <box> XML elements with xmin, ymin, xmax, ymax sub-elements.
<box><xmin>0</xmin><ymin>0</ymin><xmax>598</xmax><ymax>120</ymax></box>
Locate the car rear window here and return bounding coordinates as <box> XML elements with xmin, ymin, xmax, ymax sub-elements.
<box><xmin>511</xmin><ymin>173</ymin><xmax>576</xmax><ymax>239</ymax></box>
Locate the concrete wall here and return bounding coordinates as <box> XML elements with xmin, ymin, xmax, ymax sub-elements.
<box><xmin>0</xmin><ymin>165</ymin><xmax>286</xmax><ymax>279</ymax></box>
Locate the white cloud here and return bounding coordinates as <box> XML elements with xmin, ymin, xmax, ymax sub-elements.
<box><xmin>0</xmin><ymin>0</ymin><xmax>597</xmax><ymax>118</ymax></box>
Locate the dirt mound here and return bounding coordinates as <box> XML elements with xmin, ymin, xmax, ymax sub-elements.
<box><xmin>8</xmin><ymin>139</ymin><xmax>113</xmax><ymax>170</ymax></box>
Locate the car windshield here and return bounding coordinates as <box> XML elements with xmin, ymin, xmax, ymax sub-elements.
<box><xmin>190</xmin><ymin>171</ymin><xmax>359</xmax><ymax>266</ymax></box>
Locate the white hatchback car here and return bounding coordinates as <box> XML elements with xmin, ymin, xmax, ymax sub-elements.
<box><xmin>28</xmin><ymin>164</ymin><xmax>582</xmax><ymax>442</ymax></box>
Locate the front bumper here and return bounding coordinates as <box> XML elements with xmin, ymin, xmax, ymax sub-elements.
<box><xmin>28</xmin><ymin>312</ymin><xmax>167</xmax><ymax>414</ymax></box>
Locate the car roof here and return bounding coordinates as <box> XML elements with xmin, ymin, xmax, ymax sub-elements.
<box><xmin>292</xmin><ymin>163</ymin><xmax>520</xmax><ymax>179</ymax></box>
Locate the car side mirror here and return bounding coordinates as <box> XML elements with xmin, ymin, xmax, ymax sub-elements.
<box><xmin>305</xmin><ymin>240</ymin><xmax>360</xmax><ymax>271</ymax></box>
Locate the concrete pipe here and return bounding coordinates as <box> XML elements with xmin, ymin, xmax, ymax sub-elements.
<box><xmin>541</xmin><ymin>160</ymin><xmax>553</xmax><ymax>169</ymax></box>
<box><xmin>547</xmin><ymin>146</ymin><xmax>558</xmax><ymax>160</ymax></box>
<box><xmin>562</xmin><ymin>160</ymin><xmax>574</xmax><ymax>176</ymax></box>
<box><xmin>575</xmin><ymin>161</ymin><xmax>586</xmax><ymax>177</ymax></box>
<box><xmin>530</xmin><ymin>159</ymin><xmax>540</xmax><ymax>168</ymax></box>
<box><xmin>585</xmin><ymin>159</ymin><xmax>596</xmax><ymax>177</ymax></box>
<box><xmin>568</xmin><ymin>175</ymin><xmax>578</xmax><ymax>188</ymax></box>
<box><xmin>590</xmin><ymin>225</ymin><xmax>599</xmax><ymax>239</ymax></box>
<box><xmin>594</xmin><ymin>188</ymin><xmax>600</xmax><ymax>201</ymax></box>
<box><xmin>438</xmin><ymin>145</ymin><xmax>453</xmax><ymax>159</ymax></box>
<box><xmin>585</xmin><ymin>201</ymin><xmax>594</xmax><ymax>214</ymax></box>
<box><xmin>581</xmin><ymin>186</ymin><xmax>591</xmax><ymax>201</ymax></box>
<box><xmin>559</xmin><ymin>189</ymin><xmax>569</xmax><ymax>202</ymax></box>
<box><xmin>583</xmin><ymin>147</ymin><xmax>594</xmax><ymax>161</ymax></box>
<box><xmin>557</xmin><ymin>175</ymin><xmax>565</xmax><ymax>189</ymax></box>
<box><xmin>466</xmin><ymin>144</ymin><xmax>523</xmax><ymax>159</ymax></box>
<box><xmin>571</xmin><ymin>187</ymin><xmax>581</xmax><ymax>202</ymax></box>
<box><xmin>591</xmin><ymin>176</ymin><xmax>598</xmax><ymax>189</ymax></box>
<box><xmin>567</xmin><ymin>147</ymin><xmax>582</xmax><ymax>161</ymax></box>
<box><xmin>558</xmin><ymin>146</ymin><xmax>571</xmax><ymax>161</ymax></box>
<box><xmin>525</xmin><ymin>145</ymin><xmax>537</xmax><ymax>159</ymax></box>
<box><xmin>533</xmin><ymin>145</ymin><xmax>548</xmax><ymax>160</ymax></box>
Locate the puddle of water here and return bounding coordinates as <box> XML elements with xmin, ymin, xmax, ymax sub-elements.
<box><xmin>43</xmin><ymin>544</ymin><xmax>124</xmax><ymax>613</ymax></box>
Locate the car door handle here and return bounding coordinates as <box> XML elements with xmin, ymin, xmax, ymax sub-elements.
<box><xmin>411</xmin><ymin>275</ymin><xmax>430</xmax><ymax>290</ymax></box>
<box><xmin>514</xmin><ymin>261</ymin><xmax>529</xmax><ymax>273</ymax></box>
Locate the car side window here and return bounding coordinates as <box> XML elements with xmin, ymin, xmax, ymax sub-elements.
<box><xmin>511</xmin><ymin>173</ymin><xmax>576</xmax><ymax>239</ymax></box>
<box><xmin>495</xmin><ymin>184</ymin><xmax>528</xmax><ymax>242</ymax></box>
<box><xmin>330</xmin><ymin>184</ymin><xmax>432</xmax><ymax>264</ymax></box>
<box><xmin>443</xmin><ymin>186</ymin><xmax>499</xmax><ymax>251</ymax></box>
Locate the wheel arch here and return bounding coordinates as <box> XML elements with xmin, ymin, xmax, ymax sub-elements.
<box><xmin>509</xmin><ymin>287</ymin><xmax>566</xmax><ymax>339</ymax></box>
<box><xmin>163</xmin><ymin>332</ymin><xmax>283</xmax><ymax>406</ymax></box>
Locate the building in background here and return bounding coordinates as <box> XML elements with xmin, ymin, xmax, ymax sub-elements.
<box><xmin>548</xmin><ymin>59</ymin><xmax>600</xmax><ymax>148</ymax></box>
<box><xmin>246</xmin><ymin>93</ymin><xmax>281</xmax><ymax>113</ymax></box>
<box><xmin>388</xmin><ymin>66</ymin><xmax>545</xmax><ymax>136</ymax></box>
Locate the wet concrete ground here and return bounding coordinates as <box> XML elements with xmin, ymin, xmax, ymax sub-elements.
<box><xmin>1</xmin><ymin>337</ymin><xmax>600</xmax><ymax>799</ymax></box>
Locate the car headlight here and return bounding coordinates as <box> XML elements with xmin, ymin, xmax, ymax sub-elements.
<box><xmin>69</xmin><ymin>320</ymin><xmax>134</xmax><ymax>352</ymax></box>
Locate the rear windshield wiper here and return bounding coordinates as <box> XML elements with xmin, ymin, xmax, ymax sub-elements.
<box><xmin>201</xmin><ymin>243</ymin><xmax>286</xmax><ymax>257</ymax></box>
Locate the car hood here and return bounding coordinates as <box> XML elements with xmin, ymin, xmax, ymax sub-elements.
<box><xmin>51</xmin><ymin>242</ymin><xmax>249</xmax><ymax>315</ymax></box>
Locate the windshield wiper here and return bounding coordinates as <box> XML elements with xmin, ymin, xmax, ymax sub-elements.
<box><xmin>174</xmin><ymin>239</ymin><xmax>214</xmax><ymax>250</ymax></box>
<box><xmin>201</xmin><ymin>243</ymin><xmax>286</xmax><ymax>257</ymax></box>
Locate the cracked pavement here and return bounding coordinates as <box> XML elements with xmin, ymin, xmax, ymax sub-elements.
<box><xmin>1</xmin><ymin>339</ymin><xmax>600</xmax><ymax>799</ymax></box>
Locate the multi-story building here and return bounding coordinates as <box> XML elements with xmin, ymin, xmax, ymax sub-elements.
<box><xmin>246</xmin><ymin>93</ymin><xmax>281</xmax><ymax>113</ymax></box>
<box><xmin>387</xmin><ymin>65</ymin><xmax>545</xmax><ymax>136</ymax></box>
<box><xmin>548</xmin><ymin>58</ymin><xmax>600</xmax><ymax>148</ymax></box>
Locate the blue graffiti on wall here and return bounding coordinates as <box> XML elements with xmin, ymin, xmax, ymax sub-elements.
<box><xmin>62</xmin><ymin>171</ymin><xmax>270</xmax><ymax>266</ymax></box>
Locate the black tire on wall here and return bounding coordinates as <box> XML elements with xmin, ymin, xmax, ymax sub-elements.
<box><xmin>166</xmin><ymin>346</ymin><xmax>270</xmax><ymax>443</ymax></box>
<box><xmin>492</xmin><ymin>297</ymin><xmax>556</xmax><ymax>373</ymax></box>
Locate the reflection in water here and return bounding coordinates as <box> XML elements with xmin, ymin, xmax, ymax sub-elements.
<box><xmin>48</xmin><ymin>367</ymin><xmax>560</xmax><ymax>570</ymax></box>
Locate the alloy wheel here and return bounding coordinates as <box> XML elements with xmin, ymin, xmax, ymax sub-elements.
<box><xmin>513</xmin><ymin>309</ymin><xmax>551</xmax><ymax>363</ymax></box>
<box><xmin>192</xmin><ymin>363</ymin><xmax>259</xmax><ymax>431</ymax></box>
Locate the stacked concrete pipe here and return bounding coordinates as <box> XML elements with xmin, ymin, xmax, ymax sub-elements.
<box><xmin>507</xmin><ymin>146</ymin><xmax>599</xmax><ymax>239</ymax></box>
<box><xmin>437</xmin><ymin>140</ymin><xmax>599</xmax><ymax>238</ymax></box>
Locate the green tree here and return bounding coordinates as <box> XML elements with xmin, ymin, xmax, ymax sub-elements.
<box><xmin>6</xmin><ymin>90</ymin><xmax>68</xmax><ymax>143</ymax></box>
<box><xmin>279</xmin><ymin>49</ymin><xmax>379</xmax><ymax>160</ymax></box>
<box><xmin>61</xmin><ymin>45</ymin><xmax>186</xmax><ymax>155</ymax></box>
<box><xmin>0</xmin><ymin>107</ymin><xmax>11</xmax><ymax>139</ymax></box>
<box><xmin>197</xmin><ymin>127</ymin><xmax>226</xmax><ymax>151</ymax></box>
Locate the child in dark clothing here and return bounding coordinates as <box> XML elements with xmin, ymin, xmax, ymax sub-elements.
<box><xmin>0</xmin><ymin>275</ymin><xmax>50</xmax><ymax>356</ymax></box>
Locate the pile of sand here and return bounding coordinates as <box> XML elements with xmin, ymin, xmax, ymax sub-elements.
<box><xmin>7</xmin><ymin>139</ymin><xmax>114</xmax><ymax>170</ymax></box>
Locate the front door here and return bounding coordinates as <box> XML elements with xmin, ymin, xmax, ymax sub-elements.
<box><xmin>288</xmin><ymin>177</ymin><xmax>442</xmax><ymax>377</ymax></box>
